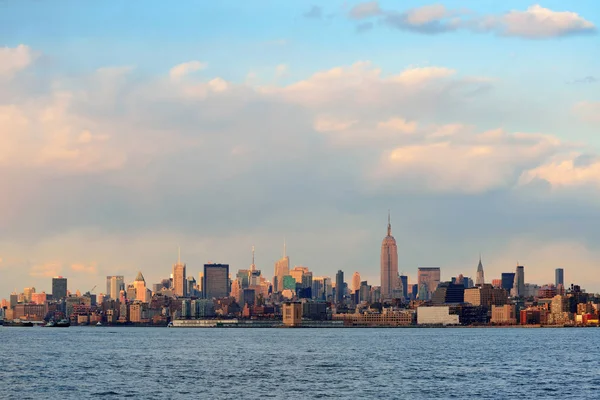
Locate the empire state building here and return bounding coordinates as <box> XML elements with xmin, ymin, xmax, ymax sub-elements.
<box><xmin>380</xmin><ymin>212</ymin><xmax>398</xmax><ymax>299</ymax></box>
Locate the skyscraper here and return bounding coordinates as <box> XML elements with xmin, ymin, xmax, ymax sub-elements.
<box><xmin>418</xmin><ymin>267</ymin><xmax>441</xmax><ymax>298</ymax></box>
<box><xmin>476</xmin><ymin>255</ymin><xmax>485</xmax><ymax>286</ymax></box>
<box><xmin>512</xmin><ymin>265</ymin><xmax>525</xmax><ymax>297</ymax></box>
<box><xmin>133</xmin><ymin>271</ymin><xmax>148</xmax><ymax>302</ymax></box>
<box><xmin>203</xmin><ymin>263</ymin><xmax>229</xmax><ymax>299</ymax></box>
<box><xmin>352</xmin><ymin>272</ymin><xmax>361</xmax><ymax>293</ymax></box>
<box><xmin>106</xmin><ymin>275</ymin><xmax>124</xmax><ymax>300</ymax></box>
<box><xmin>555</xmin><ymin>268</ymin><xmax>564</xmax><ymax>287</ymax></box>
<box><xmin>501</xmin><ymin>273</ymin><xmax>515</xmax><ymax>293</ymax></box>
<box><xmin>52</xmin><ymin>276</ymin><xmax>67</xmax><ymax>300</ymax></box>
<box><xmin>173</xmin><ymin>248</ymin><xmax>187</xmax><ymax>297</ymax></box>
<box><xmin>380</xmin><ymin>211</ymin><xmax>398</xmax><ymax>299</ymax></box>
<box><xmin>399</xmin><ymin>275</ymin><xmax>408</xmax><ymax>299</ymax></box>
<box><xmin>274</xmin><ymin>241</ymin><xmax>290</xmax><ymax>293</ymax></box>
<box><xmin>335</xmin><ymin>270</ymin><xmax>344</xmax><ymax>304</ymax></box>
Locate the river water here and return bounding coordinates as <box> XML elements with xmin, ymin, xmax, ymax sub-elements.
<box><xmin>1</xmin><ymin>326</ymin><xmax>597</xmax><ymax>399</ymax></box>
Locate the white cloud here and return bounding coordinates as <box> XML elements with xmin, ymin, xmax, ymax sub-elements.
<box><xmin>404</xmin><ymin>4</ymin><xmax>449</xmax><ymax>25</ymax></box>
<box><xmin>519</xmin><ymin>154</ymin><xmax>600</xmax><ymax>187</ymax></box>
<box><xmin>349</xmin><ymin>1</ymin><xmax>382</xmax><ymax>20</ymax></box>
<box><xmin>208</xmin><ymin>77</ymin><xmax>228</xmax><ymax>92</ymax></box>
<box><xmin>377</xmin><ymin>117</ymin><xmax>417</xmax><ymax>133</ymax></box>
<box><xmin>390</xmin><ymin>66</ymin><xmax>455</xmax><ymax>85</ymax></box>
<box><xmin>501</xmin><ymin>5</ymin><xmax>596</xmax><ymax>38</ymax></box>
<box><xmin>29</xmin><ymin>263</ymin><xmax>62</xmax><ymax>278</ymax></box>
<box><xmin>169</xmin><ymin>60</ymin><xmax>207</xmax><ymax>80</ymax></box>
<box><xmin>314</xmin><ymin>116</ymin><xmax>358</xmax><ymax>132</ymax></box>
<box><xmin>0</xmin><ymin>45</ymin><xmax>36</xmax><ymax>77</ymax></box>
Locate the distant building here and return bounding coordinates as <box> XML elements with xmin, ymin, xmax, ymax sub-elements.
<box><xmin>431</xmin><ymin>282</ymin><xmax>464</xmax><ymax>305</ymax></box>
<box><xmin>106</xmin><ymin>276</ymin><xmax>124</xmax><ymax>300</ymax></box>
<box><xmin>380</xmin><ymin>212</ymin><xmax>399</xmax><ymax>300</ymax></box>
<box><xmin>282</xmin><ymin>275</ymin><xmax>296</xmax><ymax>291</ymax></box>
<box><xmin>491</xmin><ymin>304</ymin><xmax>517</xmax><ymax>325</ymax></box>
<box><xmin>274</xmin><ymin>242</ymin><xmax>290</xmax><ymax>293</ymax></box>
<box><xmin>491</xmin><ymin>279</ymin><xmax>502</xmax><ymax>288</ymax></box>
<box><xmin>476</xmin><ymin>256</ymin><xmax>485</xmax><ymax>286</ymax></box>
<box><xmin>352</xmin><ymin>272</ymin><xmax>361</xmax><ymax>293</ymax></box>
<box><xmin>464</xmin><ymin>284</ymin><xmax>508</xmax><ymax>308</ymax></box>
<box><xmin>417</xmin><ymin>306</ymin><xmax>459</xmax><ymax>325</ymax></box>
<box><xmin>133</xmin><ymin>271</ymin><xmax>149</xmax><ymax>302</ymax></box>
<box><xmin>203</xmin><ymin>264</ymin><xmax>229</xmax><ymax>299</ymax></box>
<box><xmin>501</xmin><ymin>273</ymin><xmax>515</xmax><ymax>292</ymax></box>
<box><xmin>282</xmin><ymin>302</ymin><xmax>302</xmax><ymax>327</ymax></box>
<box><xmin>173</xmin><ymin>257</ymin><xmax>187</xmax><ymax>298</ymax></box>
<box><xmin>555</xmin><ymin>268</ymin><xmax>564</xmax><ymax>287</ymax></box>
<box><xmin>399</xmin><ymin>275</ymin><xmax>408</xmax><ymax>299</ymax></box>
<box><xmin>418</xmin><ymin>267</ymin><xmax>441</xmax><ymax>298</ymax></box>
<box><xmin>52</xmin><ymin>277</ymin><xmax>68</xmax><ymax>300</ymax></box>
<box><xmin>512</xmin><ymin>265</ymin><xmax>525</xmax><ymax>297</ymax></box>
<box><xmin>23</xmin><ymin>287</ymin><xmax>35</xmax><ymax>303</ymax></box>
<box><xmin>335</xmin><ymin>270</ymin><xmax>344</xmax><ymax>304</ymax></box>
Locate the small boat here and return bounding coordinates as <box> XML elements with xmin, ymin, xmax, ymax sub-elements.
<box><xmin>96</xmin><ymin>322</ymin><xmax>102</xmax><ymax>326</ymax></box>
<box><xmin>167</xmin><ymin>322</ymin><xmax>173</xmax><ymax>328</ymax></box>
<box><xmin>54</xmin><ymin>319</ymin><xmax>70</xmax><ymax>327</ymax></box>
<box><xmin>45</xmin><ymin>321</ymin><xmax>55</xmax><ymax>327</ymax></box>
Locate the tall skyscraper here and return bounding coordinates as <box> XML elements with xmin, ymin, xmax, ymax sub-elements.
<box><xmin>399</xmin><ymin>275</ymin><xmax>408</xmax><ymax>299</ymax></box>
<box><xmin>501</xmin><ymin>272</ymin><xmax>515</xmax><ymax>292</ymax></box>
<box><xmin>133</xmin><ymin>271</ymin><xmax>148</xmax><ymax>302</ymax></box>
<box><xmin>418</xmin><ymin>267</ymin><xmax>441</xmax><ymax>298</ymax></box>
<box><xmin>203</xmin><ymin>263</ymin><xmax>229</xmax><ymax>299</ymax></box>
<box><xmin>173</xmin><ymin>248</ymin><xmax>187</xmax><ymax>297</ymax></box>
<box><xmin>512</xmin><ymin>265</ymin><xmax>525</xmax><ymax>297</ymax></box>
<box><xmin>352</xmin><ymin>272</ymin><xmax>361</xmax><ymax>293</ymax></box>
<box><xmin>52</xmin><ymin>276</ymin><xmax>67</xmax><ymax>300</ymax></box>
<box><xmin>555</xmin><ymin>268</ymin><xmax>564</xmax><ymax>287</ymax></box>
<box><xmin>476</xmin><ymin>255</ymin><xmax>485</xmax><ymax>286</ymax></box>
<box><xmin>380</xmin><ymin>211</ymin><xmax>398</xmax><ymax>299</ymax></box>
<box><xmin>335</xmin><ymin>270</ymin><xmax>344</xmax><ymax>304</ymax></box>
<box><xmin>106</xmin><ymin>275</ymin><xmax>124</xmax><ymax>300</ymax></box>
<box><xmin>274</xmin><ymin>241</ymin><xmax>290</xmax><ymax>292</ymax></box>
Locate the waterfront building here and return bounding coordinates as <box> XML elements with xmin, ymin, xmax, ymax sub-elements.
<box><xmin>106</xmin><ymin>275</ymin><xmax>124</xmax><ymax>300</ymax></box>
<box><xmin>417</xmin><ymin>306</ymin><xmax>460</xmax><ymax>325</ymax></box>
<box><xmin>52</xmin><ymin>276</ymin><xmax>68</xmax><ymax>300</ymax></box>
<box><xmin>173</xmin><ymin>250</ymin><xmax>187</xmax><ymax>297</ymax></box>
<box><xmin>476</xmin><ymin>256</ymin><xmax>485</xmax><ymax>286</ymax></box>
<box><xmin>203</xmin><ymin>264</ymin><xmax>229</xmax><ymax>299</ymax></box>
<box><xmin>380</xmin><ymin>212</ymin><xmax>399</xmax><ymax>299</ymax></box>
<box><xmin>418</xmin><ymin>267</ymin><xmax>441</xmax><ymax>298</ymax></box>
<box><xmin>491</xmin><ymin>304</ymin><xmax>517</xmax><ymax>324</ymax></box>
<box><xmin>12</xmin><ymin>303</ymin><xmax>47</xmax><ymax>321</ymax></box>
<box><xmin>274</xmin><ymin>241</ymin><xmax>290</xmax><ymax>293</ymax></box>
<box><xmin>555</xmin><ymin>268</ymin><xmax>564</xmax><ymax>287</ymax></box>
<box><xmin>352</xmin><ymin>272</ymin><xmax>361</xmax><ymax>293</ymax></box>
<box><xmin>282</xmin><ymin>302</ymin><xmax>302</xmax><ymax>327</ymax></box>
<box><xmin>511</xmin><ymin>265</ymin><xmax>525</xmax><ymax>297</ymax></box>
<box><xmin>335</xmin><ymin>270</ymin><xmax>344</xmax><ymax>304</ymax></box>
<box><xmin>333</xmin><ymin>309</ymin><xmax>414</xmax><ymax>326</ymax></box>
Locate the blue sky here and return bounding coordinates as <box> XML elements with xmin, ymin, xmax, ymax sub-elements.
<box><xmin>1</xmin><ymin>1</ymin><xmax>600</xmax><ymax>296</ymax></box>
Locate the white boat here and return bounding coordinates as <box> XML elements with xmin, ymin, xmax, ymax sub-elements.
<box><xmin>96</xmin><ymin>322</ymin><xmax>102</xmax><ymax>326</ymax></box>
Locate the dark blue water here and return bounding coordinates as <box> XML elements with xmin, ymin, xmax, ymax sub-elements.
<box><xmin>1</xmin><ymin>326</ymin><xmax>597</xmax><ymax>399</ymax></box>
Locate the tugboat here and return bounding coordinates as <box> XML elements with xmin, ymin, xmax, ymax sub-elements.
<box><xmin>55</xmin><ymin>319</ymin><xmax>70</xmax><ymax>327</ymax></box>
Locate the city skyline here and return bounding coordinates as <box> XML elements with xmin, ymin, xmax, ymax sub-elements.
<box><xmin>1</xmin><ymin>1</ymin><xmax>600</xmax><ymax>295</ymax></box>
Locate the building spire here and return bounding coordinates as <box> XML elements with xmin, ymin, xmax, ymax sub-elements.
<box><xmin>387</xmin><ymin>209</ymin><xmax>392</xmax><ymax>236</ymax></box>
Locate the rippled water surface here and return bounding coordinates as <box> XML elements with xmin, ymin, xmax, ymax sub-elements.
<box><xmin>1</xmin><ymin>326</ymin><xmax>598</xmax><ymax>399</ymax></box>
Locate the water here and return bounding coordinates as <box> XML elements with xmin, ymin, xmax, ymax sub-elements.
<box><xmin>1</xmin><ymin>326</ymin><xmax>597</xmax><ymax>399</ymax></box>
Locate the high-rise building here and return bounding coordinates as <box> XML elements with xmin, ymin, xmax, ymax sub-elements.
<box><xmin>133</xmin><ymin>271</ymin><xmax>148</xmax><ymax>302</ymax></box>
<box><xmin>512</xmin><ymin>265</ymin><xmax>525</xmax><ymax>297</ymax></box>
<box><xmin>399</xmin><ymin>275</ymin><xmax>408</xmax><ymax>299</ymax></box>
<box><xmin>106</xmin><ymin>276</ymin><xmax>124</xmax><ymax>300</ymax></box>
<box><xmin>52</xmin><ymin>276</ymin><xmax>68</xmax><ymax>300</ymax></box>
<box><xmin>173</xmin><ymin>248</ymin><xmax>187</xmax><ymax>297</ymax></box>
<box><xmin>203</xmin><ymin>264</ymin><xmax>229</xmax><ymax>299</ymax></box>
<box><xmin>23</xmin><ymin>287</ymin><xmax>35</xmax><ymax>303</ymax></box>
<box><xmin>501</xmin><ymin>273</ymin><xmax>515</xmax><ymax>292</ymax></box>
<box><xmin>476</xmin><ymin>256</ymin><xmax>485</xmax><ymax>286</ymax></box>
<box><xmin>431</xmin><ymin>282</ymin><xmax>465</xmax><ymax>305</ymax></box>
<box><xmin>351</xmin><ymin>272</ymin><xmax>361</xmax><ymax>293</ymax></box>
<box><xmin>335</xmin><ymin>270</ymin><xmax>344</xmax><ymax>304</ymax></box>
<box><xmin>418</xmin><ymin>267</ymin><xmax>441</xmax><ymax>298</ymax></box>
<box><xmin>274</xmin><ymin>241</ymin><xmax>290</xmax><ymax>293</ymax></box>
<box><xmin>380</xmin><ymin>212</ymin><xmax>398</xmax><ymax>299</ymax></box>
<box><xmin>290</xmin><ymin>266</ymin><xmax>309</xmax><ymax>287</ymax></box>
<box><xmin>555</xmin><ymin>268</ymin><xmax>564</xmax><ymax>287</ymax></box>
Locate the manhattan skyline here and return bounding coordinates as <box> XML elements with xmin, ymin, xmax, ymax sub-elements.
<box><xmin>1</xmin><ymin>1</ymin><xmax>600</xmax><ymax>295</ymax></box>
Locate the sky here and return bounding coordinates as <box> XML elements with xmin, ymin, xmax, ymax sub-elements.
<box><xmin>1</xmin><ymin>1</ymin><xmax>600</xmax><ymax>296</ymax></box>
